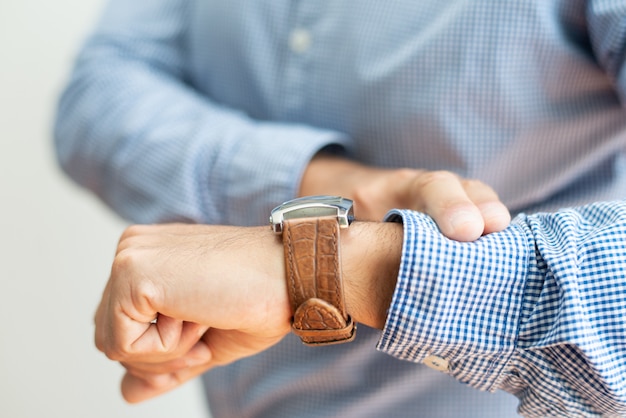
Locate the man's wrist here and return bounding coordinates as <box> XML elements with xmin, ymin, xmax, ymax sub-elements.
<box><xmin>341</xmin><ymin>221</ymin><xmax>403</xmax><ymax>329</ymax></box>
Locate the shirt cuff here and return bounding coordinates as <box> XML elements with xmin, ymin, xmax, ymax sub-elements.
<box><xmin>377</xmin><ymin>209</ymin><xmax>531</xmax><ymax>392</ymax></box>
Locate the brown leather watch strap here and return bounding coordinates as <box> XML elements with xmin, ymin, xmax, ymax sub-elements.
<box><xmin>283</xmin><ymin>216</ymin><xmax>356</xmax><ymax>346</ymax></box>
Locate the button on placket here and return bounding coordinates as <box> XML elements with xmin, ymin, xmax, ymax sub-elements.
<box><xmin>289</xmin><ymin>28</ymin><xmax>312</xmax><ymax>54</ymax></box>
<box><xmin>279</xmin><ymin>2</ymin><xmax>318</xmax><ymax>119</ymax></box>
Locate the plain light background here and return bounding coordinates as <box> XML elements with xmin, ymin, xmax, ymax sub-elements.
<box><xmin>0</xmin><ymin>1</ymin><xmax>209</xmax><ymax>417</ymax></box>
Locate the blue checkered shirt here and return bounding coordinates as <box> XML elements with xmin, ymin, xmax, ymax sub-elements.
<box><xmin>55</xmin><ymin>0</ymin><xmax>626</xmax><ymax>417</ymax></box>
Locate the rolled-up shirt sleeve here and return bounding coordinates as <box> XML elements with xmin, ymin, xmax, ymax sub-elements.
<box><xmin>378</xmin><ymin>200</ymin><xmax>626</xmax><ymax>417</ymax></box>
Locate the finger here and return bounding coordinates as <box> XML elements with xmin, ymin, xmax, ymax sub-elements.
<box><xmin>461</xmin><ymin>179</ymin><xmax>511</xmax><ymax>234</ymax></box>
<box><xmin>130</xmin><ymin>317</ymin><xmax>206</xmax><ymax>362</ymax></box>
<box><xmin>121</xmin><ymin>337</ymin><xmax>212</xmax><ymax>375</ymax></box>
<box><xmin>411</xmin><ymin>171</ymin><xmax>485</xmax><ymax>241</ymax></box>
<box><xmin>121</xmin><ymin>351</ymin><xmax>214</xmax><ymax>403</ymax></box>
<box><xmin>94</xmin><ymin>278</ymin><xmax>113</xmax><ymax>353</ymax></box>
<box><xmin>105</xmin><ymin>313</ymin><xmax>206</xmax><ymax>363</ymax></box>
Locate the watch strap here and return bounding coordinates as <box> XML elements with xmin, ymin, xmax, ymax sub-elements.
<box><xmin>283</xmin><ymin>216</ymin><xmax>356</xmax><ymax>345</ymax></box>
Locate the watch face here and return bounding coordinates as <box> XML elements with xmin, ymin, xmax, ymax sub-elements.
<box><xmin>270</xmin><ymin>195</ymin><xmax>354</xmax><ymax>233</ymax></box>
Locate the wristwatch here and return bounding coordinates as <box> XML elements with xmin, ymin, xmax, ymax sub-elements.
<box><xmin>270</xmin><ymin>196</ymin><xmax>356</xmax><ymax>346</ymax></box>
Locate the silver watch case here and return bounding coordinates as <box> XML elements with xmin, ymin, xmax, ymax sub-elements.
<box><xmin>270</xmin><ymin>196</ymin><xmax>354</xmax><ymax>234</ymax></box>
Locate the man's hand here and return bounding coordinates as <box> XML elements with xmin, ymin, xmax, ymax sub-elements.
<box><xmin>94</xmin><ymin>224</ymin><xmax>291</xmax><ymax>403</ymax></box>
<box><xmin>95</xmin><ymin>221</ymin><xmax>404</xmax><ymax>404</ymax></box>
<box><xmin>300</xmin><ymin>154</ymin><xmax>510</xmax><ymax>241</ymax></box>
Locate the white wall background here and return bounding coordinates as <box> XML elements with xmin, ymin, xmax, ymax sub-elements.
<box><xmin>0</xmin><ymin>1</ymin><xmax>209</xmax><ymax>417</ymax></box>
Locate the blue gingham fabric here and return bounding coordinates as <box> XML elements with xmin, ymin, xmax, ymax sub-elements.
<box><xmin>54</xmin><ymin>0</ymin><xmax>626</xmax><ymax>416</ymax></box>
<box><xmin>381</xmin><ymin>201</ymin><xmax>626</xmax><ymax>416</ymax></box>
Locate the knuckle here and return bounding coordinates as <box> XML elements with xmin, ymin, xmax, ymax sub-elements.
<box><xmin>117</xmin><ymin>225</ymin><xmax>148</xmax><ymax>252</ymax></box>
<box><xmin>393</xmin><ymin>168</ymin><xmax>418</xmax><ymax>181</ymax></box>
<box><xmin>116</xmin><ymin>237</ymin><xmax>137</xmax><ymax>255</ymax></box>
<box><xmin>103</xmin><ymin>342</ymin><xmax>132</xmax><ymax>362</ymax></box>
<box><xmin>112</xmin><ymin>247</ymin><xmax>144</xmax><ymax>276</ymax></box>
<box><xmin>108</xmin><ymin>332</ymin><xmax>144</xmax><ymax>361</ymax></box>
<box><xmin>351</xmin><ymin>184</ymin><xmax>369</xmax><ymax>206</ymax></box>
<box><xmin>461</xmin><ymin>177</ymin><xmax>487</xmax><ymax>189</ymax></box>
<box><xmin>119</xmin><ymin>225</ymin><xmax>144</xmax><ymax>241</ymax></box>
<box><xmin>415</xmin><ymin>170</ymin><xmax>458</xmax><ymax>187</ymax></box>
<box><xmin>461</xmin><ymin>178</ymin><xmax>500</xmax><ymax>200</ymax></box>
<box><xmin>133</xmin><ymin>278</ymin><xmax>160</xmax><ymax>308</ymax></box>
<box><xmin>106</xmin><ymin>331</ymin><xmax>158</xmax><ymax>361</ymax></box>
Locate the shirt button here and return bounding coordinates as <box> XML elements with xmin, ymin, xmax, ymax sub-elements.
<box><xmin>289</xmin><ymin>28</ymin><xmax>312</xmax><ymax>53</ymax></box>
<box><xmin>423</xmin><ymin>355</ymin><xmax>450</xmax><ymax>372</ymax></box>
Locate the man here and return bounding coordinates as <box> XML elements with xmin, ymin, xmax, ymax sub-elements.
<box><xmin>55</xmin><ymin>1</ymin><xmax>626</xmax><ymax>416</ymax></box>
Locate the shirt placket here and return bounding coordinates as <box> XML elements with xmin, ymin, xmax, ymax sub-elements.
<box><xmin>280</xmin><ymin>1</ymin><xmax>319</xmax><ymax>121</ymax></box>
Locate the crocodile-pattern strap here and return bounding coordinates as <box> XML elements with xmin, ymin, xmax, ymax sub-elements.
<box><xmin>283</xmin><ymin>216</ymin><xmax>356</xmax><ymax>345</ymax></box>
